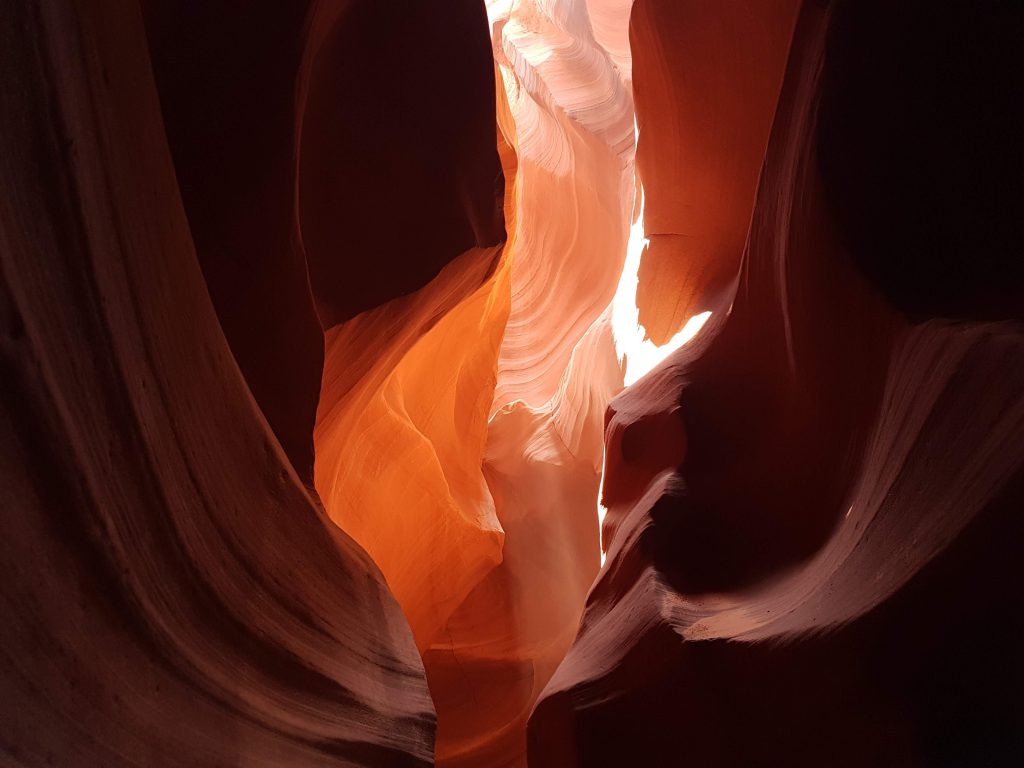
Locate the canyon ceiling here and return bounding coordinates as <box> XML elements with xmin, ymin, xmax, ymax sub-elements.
<box><xmin>2</xmin><ymin>1</ymin><xmax>1022</xmax><ymax>766</ymax></box>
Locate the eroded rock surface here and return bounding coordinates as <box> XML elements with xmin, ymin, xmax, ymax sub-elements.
<box><xmin>314</xmin><ymin>2</ymin><xmax>636</xmax><ymax>764</ymax></box>
<box><xmin>1</xmin><ymin>2</ymin><xmax>433</xmax><ymax>764</ymax></box>
<box><xmin>530</xmin><ymin>2</ymin><xmax>1024</xmax><ymax>765</ymax></box>
<box><xmin>3</xmin><ymin>1</ymin><xmax>1021</xmax><ymax>766</ymax></box>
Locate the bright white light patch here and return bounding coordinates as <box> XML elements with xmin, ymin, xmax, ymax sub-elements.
<box><xmin>598</xmin><ymin>194</ymin><xmax>712</xmax><ymax>567</ymax></box>
<box><xmin>610</xmin><ymin>197</ymin><xmax>711</xmax><ymax>387</ymax></box>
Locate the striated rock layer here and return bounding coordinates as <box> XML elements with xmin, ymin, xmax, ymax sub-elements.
<box><xmin>310</xmin><ymin>0</ymin><xmax>510</xmax><ymax>671</ymax></box>
<box><xmin>1</xmin><ymin>1</ymin><xmax>433</xmax><ymax>765</ymax></box>
<box><xmin>530</xmin><ymin>1</ymin><xmax>1024</xmax><ymax>765</ymax></box>
<box><xmin>4</xmin><ymin>0</ymin><xmax>1022</xmax><ymax>765</ymax></box>
<box><xmin>142</xmin><ymin>0</ymin><xmax>325</xmax><ymax>483</ymax></box>
<box><xmin>314</xmin><ymin>2</ymin><xmax>637</xmax><ymax>764</ymax></box>
<box><xmin>489</xmin><ymin>0</ymin><xmax>635</xmax><ymax>409</ymax></box>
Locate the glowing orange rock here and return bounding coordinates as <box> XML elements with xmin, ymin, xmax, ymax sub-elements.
<box><xmin>489</xmin><ymin>0</ymin><xmax>635</xmax><ymax>410</ymax></box>
<box><xmin>315</xmin><ymin>245</ymin><xmax>511</xmax><ymax>648</ymax></box>
<box><xmin>315</xmin><ymin>2</ymin><xmax>640</xmax><ymax>764</ymax></box>
<box><xmin>8</xmin><ymin>1</ymin><xmax>1020</xmax><ymax>766</ymax></box>
<box><xmin>631</xmin><ymin>0</ymin><xmax>800</xmax><ymax>343</ymax></box>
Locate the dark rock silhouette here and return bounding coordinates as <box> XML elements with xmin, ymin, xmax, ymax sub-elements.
<box><xmin>3</xmin><ymin>1</ymin><xmax>1021</xmax><ymax>766</ymax></box>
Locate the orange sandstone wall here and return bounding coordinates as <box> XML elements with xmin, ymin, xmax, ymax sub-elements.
<box><xmin>313</xmin><ymin>1</ymin><xmax>638</xmax><ymax>764</ymax></box>
<box><xmin>4</xmin><ymin>1</ymin><xmax>1022</xmax><ymax>766</ymax></box>
<box><xmin>631</xmin><ymin>0</ymin><xmax>800</xmax><ymax>343</ymax></box>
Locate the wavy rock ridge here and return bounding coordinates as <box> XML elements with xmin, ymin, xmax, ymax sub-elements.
<box><xmin>2</xmin><ymin>0</ymin><xmax>1022</xmax><ymax>766</ymax></box>
<box><xmin>315</xmin><ymin>2</ymin><xmax>638</xmax><ymax>763</ymax></box>
<box><xmin>531</xmin><ymin>2</ymin><xmax>1024</xmax><ymax>766</ymax></box>
<box><xmin>1</xmin><ymin>2</ymin><xmax>433</xmax><ymax>764</ymax></box>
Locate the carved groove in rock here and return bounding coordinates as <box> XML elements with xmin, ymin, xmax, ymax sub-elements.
<box><xmin>2</xmin><ymin>1</ymin><xmax>1022</xmax><ymax>766</ymax></box>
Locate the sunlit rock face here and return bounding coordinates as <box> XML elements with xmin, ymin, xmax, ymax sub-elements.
<box><xmin>488</xmin><ymin>0</ymin><xmax>635</xmax><ymax>409</ymax></box>
<box><xmin>630</xmin><ymin>0</ymin><xmax>799</xmax><ymax>343</ymax></box>
<box><xmin>314</xmin><ymin>1</ymin><xmax>637</xmax><ymax>763</ymax></box>
<box><xmin>4</xmin><ymin>0</ymin><xmax>1022</xmax><ymax>765</ymax></box>
<box><xmin>531</xmin><ymin>1</ymin><xmax>1024</xmax><ymax>765</ymax></box>
<box><xmin>0</xmin><ymin>1</ymin><xmax>432</xmax><ymax>764</ymax></box>
<box><xmin>310</xmin><ymin>0</ymin><xmax>509</xmax><ymax>671</ymax></box>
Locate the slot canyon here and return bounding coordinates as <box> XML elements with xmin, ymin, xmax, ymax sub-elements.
<box><xmin>2</xmin><ymin>0</ymin><xmax>1023</xmax><ymax>765</ymax></box>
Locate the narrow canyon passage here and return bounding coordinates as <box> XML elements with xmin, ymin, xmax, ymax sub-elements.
<box><xmin>2</xmin><ymin>1</ymin><xmax>1023</xmax><ymax>767</ymax></box>
<box><xmin>312</xmin><ymin>2</ymin><xmax>772</xmax><ymax>763</ymax></box>
<box><xmin>312</xmin><ymin>2</ymin><xmax>642</xmax><ymax>761</ymax></box>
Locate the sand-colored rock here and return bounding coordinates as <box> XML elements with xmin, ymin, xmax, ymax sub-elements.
<box><xmin>4</xmin><ymin>1</ymin><xmax>1021</xmax><ymax>765</ymax></box>
<box><xmin>315</xmin><ymin>3</ymin><xmax>638</xmax><ymax>764</ymax></box>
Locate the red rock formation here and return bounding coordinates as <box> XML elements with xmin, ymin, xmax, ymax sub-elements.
<box><xmin>0</xmin><ymin>1</ymin><xmax>432</xmax><ymax>764</ymax></box>
<box><xmin>530</xmin><ymin>1</ymin><xmax>1024</xmax><ymax>765</ymax></box>
<box><xmin>4</xmin><ymin>0</ymin><xmax>1021</xmax><ymax>765</ymax></box>
<box><xmin>308</xmin><ymin>0</ymin><xmax>510</xmax><ymax>665</ymax></box>
<box><xmin>298</xmin><ymin>0</ymin><xmax>506</xmax><ymax>328</ymax></box>
<box><xmin>631</xmin><ymin>0</ymin><xmax>801</xmax><ymax>344</ymax></box>
<box><xmin>142</xmin><ymin>0</ymin><xmax>324</xmax><ymax>482</ymax></box>
<box><xmin>489</xmin><ymin>0</ymin><xmax>635</xmax><ymax>409</ymax></box>
<box><xmin>313</xmin><ymin>2</ymin><xmax>634</xmax><ymax>763</ymax></box>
